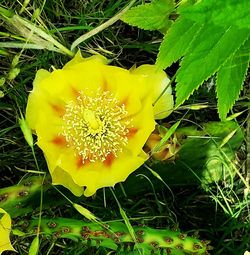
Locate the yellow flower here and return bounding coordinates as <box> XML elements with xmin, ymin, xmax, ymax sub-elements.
<box><xmin>26</xmin><ymin>52</ymin><xmax>173</xmax><ymax>197</ymax></box>
<box><xmin>0</xmin><ymin>208</ymin><xmax>15</xmax><ymax>254</ymax></box>
<box><xmin>130</xmin><ymin>64</ymin><xmax>173</xmax><ymax>119</ymax></box>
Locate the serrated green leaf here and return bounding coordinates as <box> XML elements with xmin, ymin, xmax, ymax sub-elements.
<box><xmin>121</xmin><ymin>0</ymin><xmax>175</xmax><ymax>31</ymax></box>
<box><xmin>175</xmin><ymin>25</ymin><xmax>249</xmax><ymax>107</ymax></box>
<box><xmin>179</xmin><ymin>0</ymin><xmax>250</xmax><ymax>29</ymax></box>
<box><xmin>156</xmin><ymin>17</ymin><xmax>202</xmax><ymax>69</ymax></box>
<box><xmin>217</xmin><ymin>38</ymin><xmax>250</xmax><ymax>120</ymax></box>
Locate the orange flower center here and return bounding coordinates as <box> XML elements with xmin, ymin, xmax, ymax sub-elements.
<box><xmin>62</xmin><ymin>90</ymin><xmax>129</xmax><ymax>163</ymax></box>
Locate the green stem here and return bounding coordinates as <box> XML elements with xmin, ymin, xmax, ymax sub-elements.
<box><xmin>0</xmin><ymin>6</ymin><xmax>14</xmax><ymax>18</ymax></box>
<box><xmin>0</xmin><ymin>41</ymin><xmax>59</xmax><ymax>51</ymax></box>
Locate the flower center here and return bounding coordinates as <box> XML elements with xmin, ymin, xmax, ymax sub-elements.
<box><xmin>62</xmin><ymin>90</ymin><xmax>129</xmax><ymax>163</ymax></box>
<box><xmin>83</xmin><ymin>109</ymin><xmax>100</xmax><ymax>131</ymax></box>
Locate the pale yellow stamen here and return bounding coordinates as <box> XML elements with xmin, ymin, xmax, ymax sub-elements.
<box><xmin>62</xmin><ymin>90</ymin><xmax>130</xmax><ymax>163</ymax></box>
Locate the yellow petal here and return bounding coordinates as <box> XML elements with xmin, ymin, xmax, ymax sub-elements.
<box><xmin>46</xmin><ymin>141</ymin><xmax>148</xmax><ymax>197</ymax></box>
<box><xmin>51</xmin><ymin>167</ymin><xmax>84</xmax><ymax>197</ymax></box>
<box><xmin>131</xmin><ymin>64</ymin><xmax>174</xmax><ymax>119</ymax></box>
<box><xmin>0</xmin><ymin>208</ymin><xmax>16</xmax><ymax>254</ymax></box>
<box><xmin>26</xmin><ymin>69</ymin><xmax>50</xmax><ymax>130</ymax></box>
<box><xmin>33</xmin><ymin>69</ymin><xmax>50</xmax><ymax>89</ymax></box>
<box><xmin>73</xmin><ymin>149</ymin><xmax>148</xmax><ymax>197</ymax></box>
<box><xmin>101</xmin><ymin>65</ymin><xmax>154</xmax><ymax>117</ymax></box>
<box><xmin>153</xmin><ymin>91</ymin><xmax>174</xmax><ymax>119</ymax></box>
<box><xmin>125</xmin><ymin>95</ymin><xmax>155</xmax><ymax>156</ymax></box>
<box><xmin>63</xmin><ymin>50</ymin><xmax>108</xmax><ymax>69</ymax></box>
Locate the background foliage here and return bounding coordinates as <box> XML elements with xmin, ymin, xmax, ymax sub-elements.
<box><xmin>122</xmin><ymin>0</ymin><xmax>250</xmax><ymax>120</ymax></box>
<box><xmin>0</xmin><ymin>0</ymin><xmax>249</xmax><ymax>254</ymax></box>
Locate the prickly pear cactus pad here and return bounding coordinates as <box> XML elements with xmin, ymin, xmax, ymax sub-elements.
<box><xmin>0</xmin><ymin>176</ymin><xmax>49</xmax><ymax>217</ymax></box>
<box><xmin>15</xmin><ymin>218</ymin><xmax>212</xmax><ymax>255</ymax></box>
<box><xmin>163</xmin><ymin>121</ymin><xmax>244</xmax><ymax>185</ymax></box>
<box><xmin>0</xmin><ymin>176</ymin><xmax>212</xmax><ymax>254</ymax></box>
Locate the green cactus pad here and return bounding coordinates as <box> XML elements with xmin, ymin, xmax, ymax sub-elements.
<box><xmin>15</xmin><ymin>218</ymin><xmax>212</xmax><ymax>255</ymax></box>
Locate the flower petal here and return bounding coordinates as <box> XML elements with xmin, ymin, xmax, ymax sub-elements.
<box><xmin>73</xmin><ymin>149</ymin><xmax>148</xmax><ymax>197</ymax></box>
<box><xmin>51</xmin><ymin>167</ymin><xmax>84</xmax><ymax>196</ymax></box>
<box><xmin>101</xmin><ymin>65</ymin><xmax>147</xmax><ymax>116</ymax></box>
<box><xmin>125</xmin><ymin>95</ymin><xmax>155</xmax><ymax>156</ymax></box>
<box><xmin>63</xmin><ymin>50</ymin><xmax>108</xmax><ymax>69</ymax></box>
<box><xmin>47</xmin><ymin>142</ymin><xmax>148</xmax><ymax>197</ymax></box>
<box><xmin>26</xmin><ymin>69</ymin><xmax>50</xmax><ymax>130</ymax></box>
<box><xmin>0</xmin><ymin>208</ymin><xmax>16</xmax><ymax>254</ymax></box>
<box><xmin>131</xmin><ymin>64</ymin><xmax>174</xmax><ymax>119</ymax></box>
<box><xmin>33</xmin><ymin>69</ymin><xmax>50</xmax><ymax>89</ymax></box>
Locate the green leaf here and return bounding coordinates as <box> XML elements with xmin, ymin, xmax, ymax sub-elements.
<box><xmin>19</xmin><ymin>116</ymin><xmax>33</xmax><ymax>147</ymax></box>
<box><xmin>175</xmin><ymin>25</ymin><xmax>249</xmax><ymax>107</ymax></box>
<box><xmin>216</xmin><ymin>38</ymin><xmax>250</xmax><ymax>120</ymax></box>
<box><xmin>73</xmin><ymin>203</ymin><xmax>99</xmax><ymax>222</ymax></box>
<box><xmin>179</xmin><ymin>0</ymin><xmax>250</xmax><ymax>29</ymax></box>
<box><xmin>119</xmin><ymin>207</ymin><xmax>137</xmax><ymax>243</ymax></box>
<box><xmin>121</xmin><ymin>0</ymin><xmax>175</xmax><ymax>31</ymax></box>
<box><xmin>226</xmin><ymin>111</ymin><xmax>245</xmax><ymax>121</ymax></box>
<box><xmin>152</xmin><ymin>120</ymin><xmax>181</xmax><ymax>153</ymax></box>
<box><xmin>0</xmin><ymin>6</ymin><xmax>14</xmax><ymax>18</ymax></box>
<box><xmin>220</xmin><ymin>129</ymin><xmax>237</xmax><ymax>149</ymax></box>
<box><xmin>28</xmin><ymin>236</ymin><xmax>39</xmax><ymax>255</ymax></box>
<box><xmin>156</xmin><ymin>17</ymin><xmax>202</xmax><ymax>69</ymax></box>
<box><xmin>12</xmin><ymin>228</ymin><xmax>26</xmax><ymax>237</ymax></box>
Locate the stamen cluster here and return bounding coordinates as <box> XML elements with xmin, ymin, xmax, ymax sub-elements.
<box><xmin>62</xmin><ymin>90</ymin><xmax>129</xmax><ymax>163</ymax></box>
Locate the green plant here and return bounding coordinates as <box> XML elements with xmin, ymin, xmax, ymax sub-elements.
<box><xmin>14</xmin><ymin>217</ymin><xmax>212</xmax><ymax>255</ymax></box>
<box><xmin>122</xmin><ymin>0</ymin><xmax>250</xmax><ymax>120</ymax></box>
<box><xmin>0</xmin><ymin>1</ymin><xmax>248</xmax><ymax>254</ymax></box>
